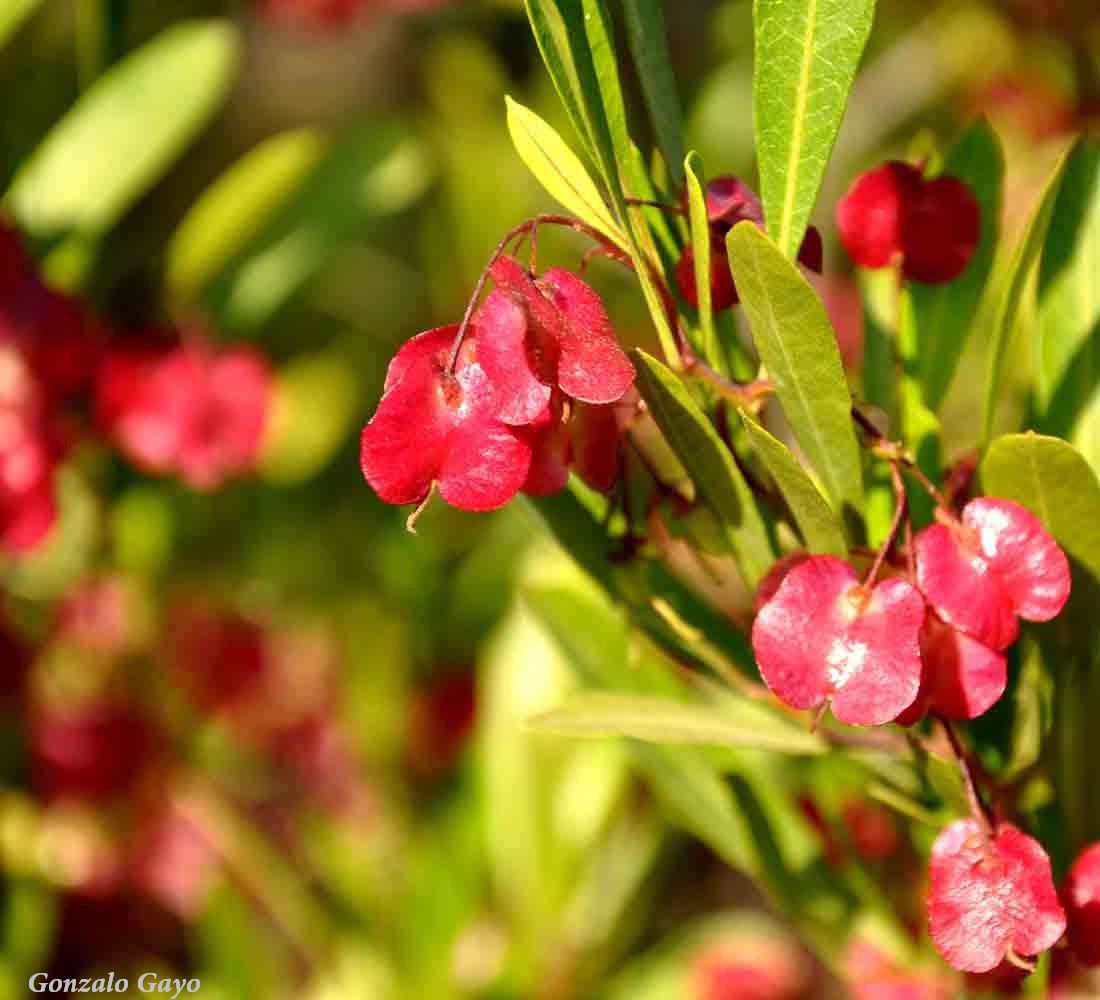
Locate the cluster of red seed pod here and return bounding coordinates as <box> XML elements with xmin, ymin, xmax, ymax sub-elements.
<box><xmin>0</xmin><ymin>222</ymin><xmax>273</xmax><ymax>556</ymax></box>
<box><xmin>360</xmin><ymin>250</ymin><xmax>633</xmax><ymax>514</ymax></box>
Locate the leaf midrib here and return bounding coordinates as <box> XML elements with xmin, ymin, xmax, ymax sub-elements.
<box><xmin>778</xmin><ymin>0</ymin><xmax>820</xmax><ymax>255</ymax></box>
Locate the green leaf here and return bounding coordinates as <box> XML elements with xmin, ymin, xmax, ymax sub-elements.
<box><xmin>8</xmin><ymin>20</ymin><xmax>239</xmax><ymax>237</ymax></box>
<box><xmin>982</xmin><ymin>148</ymin><xmax>1071</xmax><ymax>444</ymax></box>
<box><xmin>633</xmin><ymin>349</ymin><xmax>774</xmax><ymax>588</ymax></box>
<box><xmin>505</xmin><ymin>96</ymin><xmax>625</xmax><ymax>245</ymax></box>
<box><xmin>1037</xmin><ymin>139</ymin><xmax>1100</xmax><ymax>474</ymax></box>
<box><xmin>912</xmin><ymin>120</ymin><xmax>1003</xmax><ymax>412</ymax></box>
<box><xmin>621</xmin><ymin>0</ymin><xmax>686</xmax><ymax>188</ymax></box>
<box><xmin>980</xmin><ymin>433</ymin><xmax>1100</xmax><ymax>642</ymax></box>
<box><xmin>528</xmin><ymin>692</ymin><xmax>825</xmax><ymax>754</ymax></box>
<box><xmin>740</xmin><ymin>415</ymin><xmax>848</xmax><ymax>556</ymax></box>
<box><xmin>167</xmin><ymin>129</ymin><xmax>328</xmax><ymax>304</ymax></box>
<box><xmin>0</xmin><ymin>0</ymin><xmax>43</xmax><ymax>48</ymax></box>
<box><xmin>727</xmin><ymin>222</ymin><xmax>864</xmax><ymax>522</ymax></box>
<box><xmin>753</xmin><ymin>0</ymin><xmax>875</xmax><ymax>259</ymax></box>
<box><xmin>684</xmin><ymin>151</ymin><xmax>718</xmax><ymax>366</ymax></box>
<box><xmin>199</xmin><ymin>126</ymin><xmax>430</xmax><ymax>332</ymax></box>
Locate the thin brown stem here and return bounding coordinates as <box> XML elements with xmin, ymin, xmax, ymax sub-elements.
<box><xmin>938</xmin><ymin>715</ymin><xmax>995</xmax><ymax>836</ymax></box>
<box><xmin>851</xmin><ymin>405</ymin><xmax>948</xmax><ymax>507</ymax></box>
<box><xmin>864</xmin><ymin>462</ymin><xmax>907</xmax><ymax>588</ymax></box>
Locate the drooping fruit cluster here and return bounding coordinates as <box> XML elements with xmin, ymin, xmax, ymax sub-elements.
<box><xmin>836</xmin><ymin>161</ymin><xmax>981</xmax><ymax>283</ymax></box>
<box><xmin>95</xmin><ymin>336</ymin><xmax>272</xmax><ymax>492</ymax></box>
<box><xmin>752</xmin><ymin>497</ymin><xmax>1069</xmax><ymax>728</ymax></box>
<box><xmin>360</xmin><ymin>251</ymin><xmax>632</xmax><ymax>513</ymax></box>
<box><xmin>751</xmin><ymin>486</ymin><xmax>1072</xmax><ymax>976</ymax></box>
<box><xmin>675</xmin><ymin>175</ymin><xmax>823</xmax><ymax>311</ymax></box>
<box><xmin>0</xmin><ymin>222</ymin><xmax>274</xmax><ymax>556</ymax></box>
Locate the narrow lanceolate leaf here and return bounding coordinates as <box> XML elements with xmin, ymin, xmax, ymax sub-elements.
<box><xmin>727</xmin><ymin>222</ymin><xmax>865</xmax><ymax>520</ymax></box>
<box><xmin>167</xmin><ymin>129</ymin><xmax>328</xmax><ymax>304</ymax></box>
<box><xmin>981</xmin><ymin>147</ymin><xmax>1072</xmax><ymax>444</ymax></box>
<box><xmin>981</xmin><ymin>433</ymin><xmax>1100</xmax><ymax>643</ymax></box>
<box><xmin>0</xmin><ymin>0</ymin><xmax>43</xmax><ymax>49</ymax></box>
<box><xmin>754</xmin><ymin>0</ymin><xmax>875</xmax><ymax>259</ymax></box>
<box><xmin>741</xmin><ymin>415</ymin><xmax>848</xmax><ymax>556</ymax></box>
<box><xmin>9</xmin><ymin>20</ymin><xmax>239</xmax><ymax>236</ymax></box>
<box><xmin>633</xmin><ymin>350</ymin><xmax>775</xmax><ymax>588</ymax></box>
<box><xmin>913</xmin><ymin>120</ymin><xmax>1004</xmax><ymax>413</ymax></box>
<box><xmin>684</xmin><ymin>152</ymin><xmax>718</xmax><ymax>366</ymax></box>
<box><xmin>621</xmin><ymin>0</ymin><xmax>686</xmax><ymax>187</ymax></box>
<box><xmin>505</xmin><ymin>97</ymin><xmax>625</xmax><ymax>246</ymax></box>
<box><xmin>1037</xmin><ymin>140</ymin><xmax>1100</xmax><ymax>475</ymax></box>
<box><xmin>528</xmin><ymin>692</ymin><xmax>825</xmax><ymax>754</ymax></box>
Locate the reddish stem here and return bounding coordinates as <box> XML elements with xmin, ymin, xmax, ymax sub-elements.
<box><xmin>445</xmin><ymin>214</ymin><xmax>627</xmax><ymax>373</ymax></box>
<box><xmin>864</xmin><ymin>461</ymin><xmax>907</xmax><ymax>588</ymax></box>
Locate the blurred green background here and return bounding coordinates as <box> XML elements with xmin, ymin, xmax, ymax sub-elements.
<box><xmin>0</xmin><ymin>1</ymin><xmax>1095</xmax><ymax>997</ymax></box>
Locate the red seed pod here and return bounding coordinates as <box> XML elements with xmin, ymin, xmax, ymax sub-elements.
<box><xmin>484</xmin><ymin>257</ymin><xmax>634</xmax><ymax>415</ymax></box>
<box><xmin>360</xmin><ymin>326</ymin><xmax>532</xmax><ymax>511</ymax></box>
<box><xmin>836</xmin><ymin>161</ymin><xmax>980</xmax><ymax>284</ymax></box>
<box><xmin>914</xmin><ymin>498</ymin><xmax>1071</xmax><ymax>651</ymax></box>
<box><xmin>928</xmin><ymin>819</ymin><xmax>1066</xmax><ymax>974</ymax></box>
<box><xmin>895</xmin><ymin>612</ymin><xmax>1007</xmax><ymax>725</ymax></box>
<box><xmin>751</xmin><ymin>555</ymin><xmax>924</xmax><ymax>726</ymax></box>
<box><xmin>1064</xmin><ymin>843</ymin><xmax>1100</xmax><ymax>967</ymax></box>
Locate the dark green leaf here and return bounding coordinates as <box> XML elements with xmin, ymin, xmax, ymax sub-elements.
<box><xmin>753</xmin><ymin>0</ymin><xmax>875</xmax><ymax>258</ymax></box>
<box><xmin>727</xmin><ymin>222</ymin><xmax>864</xmax><ymax>522</ymax></box>
<box><xmin>740</xmin><ymin>415</ymin><xmax>848</xmax><ymax>556</ymax></box>
<box><xmin>633</xmin><ymin>349</ymin><xmax>775</xmax><ymax>588</ymax></box>
<box><xmin>913</xmin><ymin>120</ymin><xmax>1003</xmax><ymax>412</ymax></box>
<box><xmin>621</xmin><ymin>0</ymin><xmax>686</xmax><ymax>187</ymax></box>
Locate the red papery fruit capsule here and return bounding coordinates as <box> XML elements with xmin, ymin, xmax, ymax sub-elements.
<box><xmin>894</xmin><ymin>612</ymin><xmax>1007</xmax><ymax>725</ymax></box>
<box><xmin>360</xmin><ymin>325</ymin><xmax>532</xmax><ymax>511</ymax></box>
<box><xmin>482</xmin><ymin>257</ymin><xmax>634</xmax><ymax>419</ymax></box>
<box><xmin>751</xmin><ymin>555</ymin><xmax>924</xmax><ymax>726</ymax></box>
<box><xmin>1064</xmin><ymin>843</ymin><xmax>1100</xmax><ymax>967</ymax></box>
<box><xmin>928</xmin><ymin>818</ymin><xmax>1066</xmax><ymax>974</ymax></box>
<box><xmin>914</xmin><ymin>498</ymin><xmax>1071</xmax><ymax>651</ymax></box>
<box><xmin>836</xmin><ymin>161</ymin><xmax>980</xmax><ymax>284</ymax></box>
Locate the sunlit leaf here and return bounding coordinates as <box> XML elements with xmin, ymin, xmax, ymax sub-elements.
<box><xmin>913</xmin><ymin>120</ymin><xmax>1003</xmax><ymax>413</ymax></box>
<box><xmin>1037</xmin><ymin>140</ymin><xmax>1100</xmax><ymax>474</ymax></box>
<box><xmin>505</xmin><ymin>96</ymin><xmax>624</xmax><ymax>245</ymax></box>
<box><xmin>741</xmin><ymin>414</ymin><xmax>848</xmax><ymax>556</ymax></box>
<box><xmin>528</xmin><ymin>692</ymin><xmax>825</xmax><ymax>754</ymax></box>
<box><xmin>754</xmin><ymin>0</ymin><xmax>875</xmax><ymax>259</ymax></box>
<box><xmin>982</xmin><ymin>147</ymin><xmax>1071</xmax><ymax>443</ymax></box>
<box><xmin>0</xmin><ymin>0</ymin><xmax>43</xmax><ymax>49</ymax></box>
<box><xmin>727</xmin><ymin>222</ymin><xmax>864</xmax><ymax>523</ymax></box>
<box><xmin>684</xmin><ymin>151</ymin><xmax>718</xmax><ymax>365</ymax></box>
<box><xmin>167</xmin><ymin>129</ymin><xmax>328</xmax><ymax>305</ymax></box>
<box><xmin>8</xmin><ymin>20</ymin><xmax>239</xmax><ymax>237</ymax></box>
<box><xmin>633</xmin><ymin>349</ymin><xmax>775</xmax><ymax>588</ymax></box>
